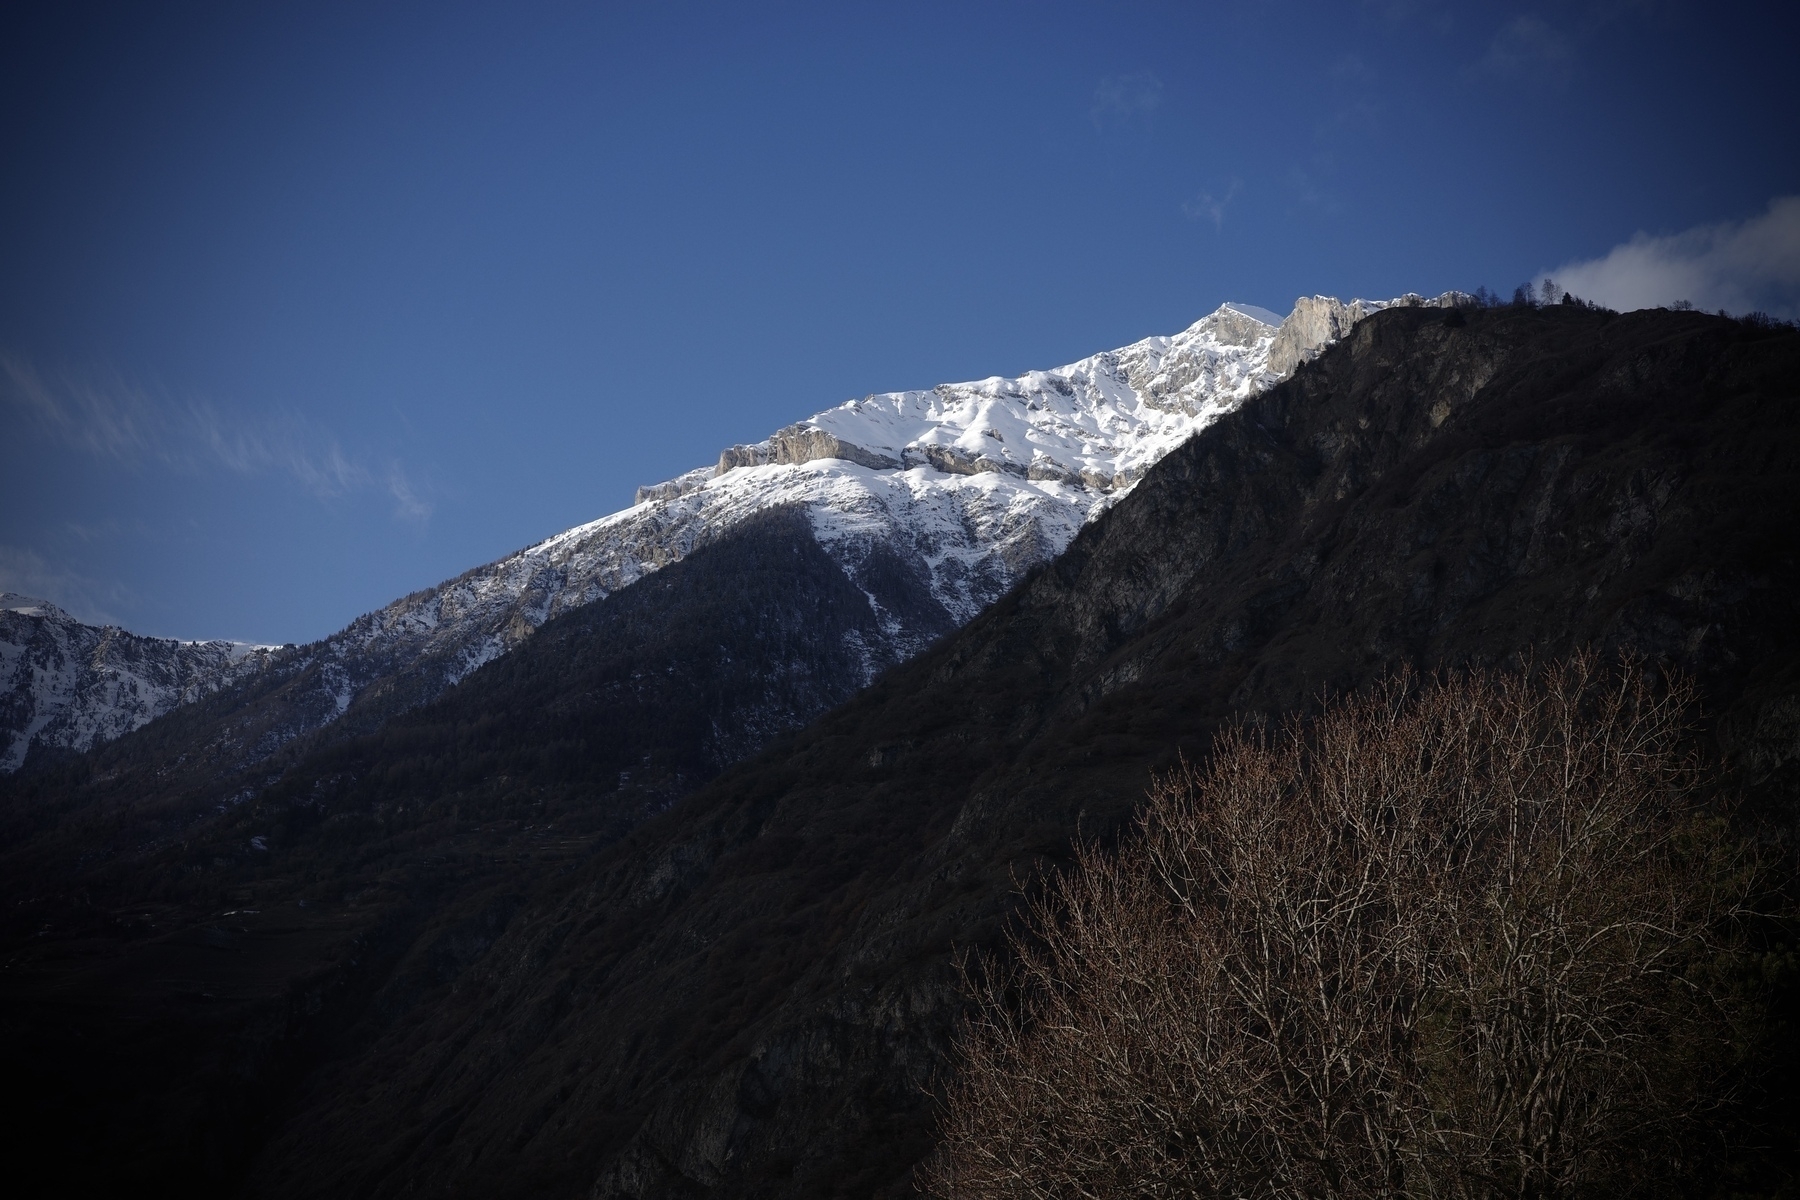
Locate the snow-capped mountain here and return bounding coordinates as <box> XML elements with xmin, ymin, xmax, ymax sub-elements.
<box><xmin>0</xmin><ymin>594</ymin><xmax>276</xmax><ymax>772</ymax></box>
<box><xmin>0</xmin><ymin>293</ymin><xmax>1459</xmax><ymax>773</ymax></box>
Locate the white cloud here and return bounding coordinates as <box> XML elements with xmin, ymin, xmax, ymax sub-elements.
<box><xmin>1362</xmin><ymin>0</ymin><xmax>1456</xmax><ymax>31</ymax></box>
<box><xmin>1469</xmin><ymin>15</ymin><xmax>1575</xmax><ymax>87</ymax></box>
<box><xmin>1315</xmin><ymin>97</ymin><xmax>1380</xmax><ymax>141</ymax></box>
<box><xmin>0</xmin><ymin>355</ymin><xmax>433</xmax><ymax>517</ymax></box>
<box><xmin>387</xmin><ymin>465</ymin><xmax>433</xmax><ymax>523</ymax></box>
<box><xmin>1545</xmin><ymin>196</ymin><xmax>1800</xmax><ymax>316</ymax></box>
<box><xmin>1091</xmin><ymin>72</ymin><xmax>1163</xmax><ymax>127</ymax></box>
<box><xmin>1</xmin><ymin>357</ymin><xmax>162</xmax><ymax>462</ymax></box>
<box><xmin>1183</xmin><ymin>178</ymin><xmax>1243</xmax><ymax>231</ymax></box>
<box><xmin>1286</xmin><ymin>161</ymin><xmax>1342</xmax><ymax>215</ymax></box>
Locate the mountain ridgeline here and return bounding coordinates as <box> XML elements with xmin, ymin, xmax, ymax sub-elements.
<box><xmin>0</xmin><ymin>294</ymin><xmax>1444</xmax><ymax>785</ymax></box>
<box><xmin>3</xmin><ymin>302</ymin><xmax>1799</xmax><ymax>1197</ymax></box>
<box><xmin>0</xmin><ymin>595</ymin><xmax>275</xmax><ymax>774</ymax></box>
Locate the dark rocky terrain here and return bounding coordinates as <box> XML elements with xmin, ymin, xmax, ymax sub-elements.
<box><xmin>0</xmin><ymin>505</ymin><xmax>946</xmax><ymax>1194</ymax></box>
<box><xmin>3</xmin><ymin>303</ymin><xmax>1798</xmax><ymax>1197</ymax></box>
<box><xmin>0</xmin><ymin>594</ymin><xmax>279</xmax><ymax>773</ymax></box>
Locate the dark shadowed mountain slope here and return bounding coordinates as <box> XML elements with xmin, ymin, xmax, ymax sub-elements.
<box><xmin>228</xmin><ymin>304</ymin><xmax>1800</xmax><ymax>1199</ymax></box>
<box><xmin>0</xmin><ymin>499</ymin><xmax>954</xmax><ymax>839</ymax></box>
<box><xmin>0</xmin><ymin>506</ymin><xmax>950</xmax><ymax>1195</ymax></box>
<box><xmin>5</xmin><ymin>304</ymin><xmax>1798</xmax><ymax>1199</ymax></box>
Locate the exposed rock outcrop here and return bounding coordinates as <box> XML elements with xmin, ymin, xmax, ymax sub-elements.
<box><xmin>900</xmin><ymin>442</ymin><xmax>1024</xmax><ymax>477</ymax></box>
<box><xmin>1267</xmin><ymin>292</ymin><xmax>1467</xmax><ymax>378</ymax></box>
<box><xmin>1268</xmin><ymin>295</ymin><xmax>1386</xmax><ymax>378</ymax></box>
<box><xmin>768</xmin><ymin>423</ymin><xmax>903</xmax><ymax>470</ymax></box>
<box><xmin>714</xmin><ymin>442</ymin><xmax>771</xmax><ymax>474</ymax></box>
<box><xmin>633</xmin><ymin>467</ymin><xmax>714</xmax><ymax>506</ymax></box>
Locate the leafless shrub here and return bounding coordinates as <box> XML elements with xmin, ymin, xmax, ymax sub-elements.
<box><xmin>923</xmin><ymin>655</ymin><xmax>1757</xmax><ymax>1200</ymax></box>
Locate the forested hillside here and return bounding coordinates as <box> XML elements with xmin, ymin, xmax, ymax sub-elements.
<box><xmin>4</xmin><ymin>303</ymin><xmax>1797</xmax><ymax>1198</ymax></box>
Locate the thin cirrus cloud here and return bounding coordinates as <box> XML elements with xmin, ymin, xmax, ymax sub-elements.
<box><xmin>1183</xmin><ymin>178</ymin><xmax>1243</xmax><ymax>231</ymax></box>
<box><xmin>0</xmin><ymin>354</ymin><xmax>432</xmax><ymax>523</ymax></box>
<box><xmin>1467</xmin><ymin>14</ymin><xmax>1576</xmax><ymax>87</ymax></box>
<box><xmin>1545</xmin><ymin>196</ymin><xmax>1800</xmax><ymax>317</ymax></box>
<box><xmin>0</xmin><ymin>542</ymin><xmax>128</xmax><ymax>626</ymax></box>
<box><xmin>1090</xmin><ymin>71</ymin><xmax>1163</xmax><ymax>127</ymax></box>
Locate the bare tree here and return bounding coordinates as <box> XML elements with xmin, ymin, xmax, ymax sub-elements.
<box><xmin>923</xmin><ymin>656</ymin><xmax>1755</xmax><ymax>1200</ymax></box>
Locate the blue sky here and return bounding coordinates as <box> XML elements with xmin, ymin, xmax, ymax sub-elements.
<box><xmin>2</xmin><ymin>0</ymin><xmax>1796</xmax><ymax>643</ymax></box>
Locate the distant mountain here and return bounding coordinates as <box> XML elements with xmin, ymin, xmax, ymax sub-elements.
<box><xmin>0</xmin><ymin>293</ymin><xmax>1455</xmax><ymax>778</ymax></box>
<box><xmin>0</xmin><ymin>594</ymin><xmax>274</xmax><ymax>773</ymax></box>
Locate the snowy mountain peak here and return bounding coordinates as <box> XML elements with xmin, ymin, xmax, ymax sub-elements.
<box><xmin>1220</xmin><ymin>301</ymin><xmax>1285</xmax><ymax>327</ymax></box>
<box><xmin>684</xmin><ymin>299</ymin><xmax>1290</xmax><ymax>514</ymax></box>
<box><xmin>461</xmin><ymin>294</ymin><xmax>1462</xmax><ymax>678</ymax></box>
<box><xmin>1</xmin><ymin>291</ymin><xmax>1464</xmax><ymax>773</ymax></box>
<box><xmin>2</xmin><ymin>593</ymin><xmax>60</xmax><ymax>617</ymax></box>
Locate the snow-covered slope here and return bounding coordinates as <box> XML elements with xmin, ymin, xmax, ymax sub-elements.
<box><xmin>0</xmin><ymin>293</ymin><xmax>1460</xmax><ymax>773</ymax></box>
<box><xmin>0</xmin><ymin>595</ymin><xmax>276</xmax><ymax>772</ymax></box>
<box><xmin>273</xmin><ymin>301</ymin><xmax>1300</xmax><ymax>713</ymax></box>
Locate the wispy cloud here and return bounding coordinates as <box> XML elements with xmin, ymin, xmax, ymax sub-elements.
<box><xmin>0</xmin><ymin>355</ymin><xmax>432</xmax><ymax>521</ymax></box>
<box><xmin>387</xmin><ymin>465</ymin><xmax>433</xmax><ymax>523</ymax></box>
<box><xmin>1468</xmin><ymin>15</ymin><xmax>1576</xmax><ymax>88</ymax></box>
<box><xmin>1545</xmin><ymin>196</ymin><xmax>1800</xmax><ymax>316</ymax></box>
<box><xmin>2</xmin><ymin>357</ymin><xmax>163</xmax><ymax>462</ymax></box>
<box><xmin>1090</xmin><ymin>72</ymin><xmax>1163</xmax><ymax>128</ymax></box>
<box><xmin>1315</xmin><ymin>97</ymin><xmax>1381</xmax><ymax>142</ymax></box>
<box><xmin>0</xmin><ymin>544</ymin><xmax>129</xmax><ymax>626</ymax></box>
<box><xmin>1361</xmin><ymin>0</ymin><xmax>1456</xmax><ymax>31</ymax></box>
<box><xmin>1183</xmin><ymin>178</ymin><xmax>1243</xmax><ymax>231</ymax></box>
<box><xmin>1286</xmin><ymin>159</ymin><xmax>1343</xmax><ymax>215</ymax></box>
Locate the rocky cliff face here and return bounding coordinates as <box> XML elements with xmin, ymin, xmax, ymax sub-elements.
<box><xmin>0</xmin><ymin>594</ymin><xmax>274</xmax><ymax>772</ymax></box>
<box><xmin>1266</xmin><ymin>292</ymin><xmax>1464</xmax><ymax>377</ymax></box>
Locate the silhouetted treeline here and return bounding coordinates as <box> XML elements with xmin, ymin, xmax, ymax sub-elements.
<box><xmin>1462</xmin><ymin>281</ymin><xmax>1796</xmax><ymax>331</ymax></box>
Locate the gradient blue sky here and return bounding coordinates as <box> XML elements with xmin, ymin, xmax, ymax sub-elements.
<box><xmin>2</xmin><ymin>1</ymin><xmax>1796</xmax><ymax>643</ymax></box>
